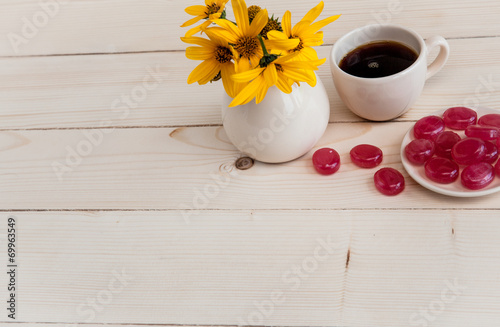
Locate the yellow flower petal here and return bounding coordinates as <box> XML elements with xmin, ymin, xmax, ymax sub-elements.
<box><xmin>181</xmin><ymin>16</ymin><xmax>204</xmax><ymax>28</ymax></box>
<box><xmin>291</xmin><ymin>21</ymin><xmax>313</xmax><ymax>38</ymax></box>
<box><xmin>302</xmin><ymin>32</ymin><xmax>324</xmax><ymax>47</ymax></box>
<box><xmin>282</xmin><ymin>58</ymin><xmax>326</xmax><ymax>71</ymax></box>
<box><xmin>255</xmin><ymin>82</ymin><xmax>269</xmax><ymax>104</ymax></box>
<box><xmin>185</xmin><ymin>5</ymin><xmax>208</xmax><ymax>17</ymax></box>
<box><xmin>232</xmin><ymin>0</ymin><xmax>250</xmax><ymax>34</ymax></box>
<box><xmin>235</xmin><ymin>57</ymin><xmax>253</xmax><ymax>73</ymax></box>
<box><xmin>204</xmin><ymin>28</ymin><xmax>229</xmax><ymax>47</ymax></box>
<box><xmin>229</xmin><ymin>75</ymin><xmax>264</xmax><ymax>107</ymax></box>
<box><xmin>199</xmin><ymin>62</ymin><xmax>222</xmax><ymax>85</ymax></box>
<box><xmin>187</xmin><ymin>59</ymin><xmax>220</xmax><ymax>85</ymax></box>
<box><xmin>274</xmin><ymin>52</ymin><xmax>301</xmax><ymax>64</ymax></box>
<box><xmin>281</xmin><ymin>67</ymin><xmax>315</xmax><ymax>85</ymax></box>
<box><xmin>267</xmin><ymin>30</ymin><xmax>288</xmax><ymax>41</ymax></box>
<box><xmin>282</xmin><ymin>11</ymin><xmax>292</xmax><ymax>37</ymax></box>
<box><xmin>181</xmin><ymin>36</ymin><xmax>215</xmax><ymax>49</ymax></box>
<box><xmin>249</xmin><ymin>53</ymin><xmax>262</xmax><ymax>70</ymax></box>
<box><xmin>308</xmin><ymin>58</ymin><xmax>326</xmax><ymax>67</ymax></box>
<box><xmin>301</xmin><ymin>1</ymin><xmax>324</xmax><ymax>23</ymax></box>
<box><xmin>232</xmin><ymin>67</ymin><xmax>265</xmax><ymax>83</ymax></box>
<box><xmin>302</xmin><ymin>69</ymin><xmax>318</xmax><ymax>87</ymax></box>
<box><xmin>217</xmin><ymin>0</ymin><xmax>229</xmax><ymax>7</ymax></box>
<box><xmin>309</xmin><ymin>15</ymin><xmax>341</xmax><ymax>34</ymax></box>
<box><xmin>213</xmin><ymin>19</ymin><xmax>242</xmax><ymax>41</ymax></box>
<box><xmin>297</xmin><ymin>46</ymin><xmax>319</xmax><ymax>61</ymax></box>
<box><xmin>208</xmin><ymin>12</ymin><xmax>222</xmax><ymax>21</ymax></box>
<box><xmin>221</xmin><ymin>63</ymin><xmax>242</xmax><ymax>98</ymax></box>
<box><xmin>185</xmin><ymin>46</ymin><xmax>214</xmax><ymax>60</ymax></box>
<box><xmin>265</xmin><ymin>37</ymin><xmax>300</xmax><ymax>51</ymax></box>
<box><xmin>222</xmin><ymin>63</ymin><xmax>248</xmax><ymax>98</ymax></box>
<box><xmin>199</xmin><ymin>20</ymin><xmax>215</xmax><ymax>34</ymax></box>
<box><xmin>276</xmin><ymin>74</ymin><xmax>293</xmax><ymax>94</ymax></box>
<box><xmin>248</xmin><ymin>9</ymin><xmax>269</xmax><ymax>36</ymax></box>
<box><xmin>263</xmin><ymin>64</ymin><xmax>278</xmax><ymax>86</ymax></box>
<box><xmin>184</xmin><ymin>25</ymin><xmax>203</xmax><ymax>37</ymax></box>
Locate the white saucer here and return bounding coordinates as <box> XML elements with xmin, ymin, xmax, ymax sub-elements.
<box><xmin>401</xmin><ymin>106</ymin><xmax>500</xmax><ymax>197</ymax></box>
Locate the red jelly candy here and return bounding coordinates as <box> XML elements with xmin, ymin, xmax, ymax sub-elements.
<box><xmin>312</xmin><ymin>148</ymin><xmax>341</xmax><ymax>175</ymax></box>
<box><xmin>350</xmin><ymin>144</ymin><xmax>383</xmax><ymax>168</ymax></box>
<box><xmin>451</xmin><ymin>138</ymin><xmax>486</xmax><ymax>165</ymax></box>
<box><xmin>496</xmin><ymin>160</ymin><xmax>500</xmax><ymax>177</ymax></box>
<box><xmin>425</xmin><ymin>157</ymin><xmax>459</xmax><ymax>184</ymax></box>
<box><xmin>465</xmin><ymin>125</ymin><xmax>499</xmax><ymax>141</ymax></box>
<box><xmin>374</xmin><ymin>168</ymin><xmax>405</xmax><ymax>196</ymax></box>
<box><xmin>434</xmin><ymin>131</ymin><xmax>461</xmax><ymax>159</ymax></box>
<box><xmin>484</xmin><ymin>142</ymin><xmax>499</xmax><ymax>164</ymax></box>
<box><xmin>443</xmin><ymin>107</ymin><xmax>477</xmax><ymax>130</ymax></box>
<box><xmin>478</xmin><ymin>114</ymin><xmax>500</xmax><ymax>128</ymax></box>
<box><xmin>405</xmin><ymin>139</ymin><xmax>435</xmax><ymax>165</ymax></box>
<box><xmin>461</xmin><ymin>162</ymin><xmax>495</xmax><ymax>190</ymax></box>
<box><xmin>413</xmin><ymin>115</ymin><xmax>445</xmax><ymax>140</ymax></box>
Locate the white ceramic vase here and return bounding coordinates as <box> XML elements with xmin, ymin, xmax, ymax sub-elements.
<box><xmin>221</xmin><ymin>75</ymin><xmax>330</xmax><ymax>163</ymax></box>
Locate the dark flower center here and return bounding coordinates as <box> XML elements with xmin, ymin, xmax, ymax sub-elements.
<box><xmin>214</xmin><ymin>46</ymin><xmax>232</xmax><ymax>64</ymax></box>
<box><xmin>261</xmin><ymin>19</ymin><xmax>281</xmax><ymax>39</ymax></box>
<box><xmin>248</xmin><ymin>5</ymin><xmax>261</xmax><ymax>22</ymax></box>
<box><xmin>234</xmin><ymin>36</ymin><xmax>259</xmax><ymax>58</ymax></box>
<box><xmin>206</xmin><ymin>3</ymin><xmax>221</xmax><ymax>16</ymax></box>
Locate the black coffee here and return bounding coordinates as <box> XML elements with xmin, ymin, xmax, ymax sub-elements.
<box><xmin>339</xmin><ymin>41</ymin><xmax>418</xmax><ymax>78</ymax></box>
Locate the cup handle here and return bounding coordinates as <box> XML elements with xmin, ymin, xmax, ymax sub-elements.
<box><xmin>425</xmin><ymin>36</ymin><xmax>450</xmax><ymax>80</ymax></box>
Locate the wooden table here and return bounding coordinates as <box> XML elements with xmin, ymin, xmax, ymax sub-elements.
<box><xmin>1</xmin><ymin>0</ymin><xmax>500</xmax><ymax>326</ymax></box>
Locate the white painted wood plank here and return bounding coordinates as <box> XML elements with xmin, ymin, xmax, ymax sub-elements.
<box><xmin>3</xmin><ymin>211</ymin><xmax>350</xmax><ymax>325</ymax></box>
<box><xmin>1</xmin><ymin>38</ymin><xmax>500</xmax><ymax>129</ymax></box>
<box><xmin>1</xmin><ymin>122</ymin><xmax>500</xmax><ymax>210</ymax></box>
<box><xmin>6</xmin><ymin>326</ymin><xmax>239</xmax><ymax>327</ymax></box>
<box><xmin>1</xmin><ymin>210</ymin><xmax>500</xmax><ymax>326</ymax></box>
<box><xmin>1</xmin><ymin>0</ymin><xmax>500</xmax><ymax>56</ymax></box>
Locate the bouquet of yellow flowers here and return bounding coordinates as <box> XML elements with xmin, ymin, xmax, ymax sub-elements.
<box><xmin>181</xmin><ymin>0</ymin><xmax>340</xmax><ymax>107</ymax></box>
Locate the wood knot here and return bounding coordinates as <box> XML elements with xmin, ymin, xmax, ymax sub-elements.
<box><xmin>235</xmin><ymin>157</ymin><xmax>254</xmax><ymax>170</ymax></box>
<box><xmin>345</xmin><ymin>249</ymin><xmax>351</xmax><ymax>269</ymax></box>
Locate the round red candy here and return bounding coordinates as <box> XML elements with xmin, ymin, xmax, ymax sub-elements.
<box><xmin>465</xmin><ymin>125</ymin><xmax>499</xmax><ymax>141</ymax></box>
<box><xmin>413</xmin><ymin>115</ymin><xmax>445</xmax><ymax>140</ymax></box>
<box><xmin>350</xmin><ymin>144</ymin><xmax>383</xmax><ymax>168</ymax></box>
<box><xmin>434</xmin><ymin>131</ymin><xmax>461</xmax><ymax>159</ymax></box>
<box><xmin>484</xmin><ymin>142</ymin><xmax>499</xmax><ymax>164</ymax></box>
<box><xmin>405</xmin><ymin>139</ymin><xmax>435</xmax><ymax>165</ymax></box>
<box><xmin>425</xmin><ymin>157</ymin><xmax>459</xmax><ymax>184</ymax></box>
<box><xmin>478</xmin><ymin>114</ymin><xmax>500</xmax><ymax>128</ymax></box>
<box><xmin>312</xmin><ymin>148</ymin><xmax>341</xmax><ymax>175</ymax></box>
<box><xmin>451</xmin><ymin>138</ymin><xmax>486</xmax><ymax>165</ymax></box>
<box><xmin>496</xmin><ymin>160</ymin><xmax>500</xmax><ymax>177</ymax></box>
<box><xmin>374</xmin><ymin>168</ymin><xmax>405</xmax><ymax>196</ymax></box>
<box><xmin>443</xmin><ymin>107</ymin><xmax>477</xmax><ymax>130</ymax></box>
<box><xmin>461</xmin><ymin>162</ymin><xmax>495</xmax><ymax>190</ymax></box>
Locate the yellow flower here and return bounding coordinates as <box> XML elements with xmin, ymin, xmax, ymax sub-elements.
<box><xmin>229</xmin><ymin>53</ymin><xmax>326</xmax><ymax>107</ymax></box>
<box><xmin>181</xmin><ymin>28</ymin><xmax>243</xmax><ymax>98</ymax></box>
<box><xmin>268</xmin><ymin>1</ymin><xmax>341</xmax><ymax>61</ymax></box>
<box><xmin>212</xmin><ymin>0</ymin><xmax>299</xmax><ymax>72</ymax></box>
<box><xmin>181</xmin><ymin>0</ymin><xmax>229</xmax><ymax>37</ymax></box>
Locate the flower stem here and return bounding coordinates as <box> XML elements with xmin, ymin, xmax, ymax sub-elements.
<box><xmin>257</xmin><ymin>35</ymin><xmax>269</xmax><ymax>57</ymax></box>
<box><xmin>257</xmin><ymin>35</ymin><xmax>279</xmax><ymax>68</ymax></box>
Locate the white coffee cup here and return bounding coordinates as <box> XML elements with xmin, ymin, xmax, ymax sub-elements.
<box><xmin>330</xmin><ymin>24</ymin><xmax>450</xmax><ymax>121</ymax></box>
